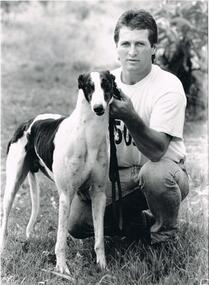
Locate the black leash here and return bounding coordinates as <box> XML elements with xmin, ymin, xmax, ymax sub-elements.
<box><xmin>109</xmin><ymin>117</ymin><xmax>123</xmax><ymax>232</ymax></box>
<box><xmin>108</xmin><ymin>77</ymin><xmax>124</xmax><ymax>232</ymax></box>
<box><xmin>109</xmin><ymin>76</ymin><xmax>124</xmax><ymax>233</ymax></box>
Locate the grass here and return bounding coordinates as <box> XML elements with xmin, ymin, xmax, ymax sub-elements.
<box><xmin>1</xmin><ymin>2</ymin><xmax>208</xmax><ymax>285</ymax></box>
<box><xmin>1</xmin><ymin>211</ymin><xmax>208</xmax><ymax>284</ymax></box>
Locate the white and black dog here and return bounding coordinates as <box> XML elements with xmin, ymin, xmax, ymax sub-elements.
<box><xmin>0</xmin><ymin>71</ymin><xmax>119</xmax><ymax>273</ymax></box>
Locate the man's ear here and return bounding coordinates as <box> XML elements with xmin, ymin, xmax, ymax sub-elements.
<box><xmin>152</xmin><ymin>44</ymin><xmax>157</xmax><ymax>55</ymax></box>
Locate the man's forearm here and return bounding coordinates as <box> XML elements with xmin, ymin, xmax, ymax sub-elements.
<box><xmin>123</xmin><ymin>110</ymin><xmax>171</xmax><ymax>162</ymax></box>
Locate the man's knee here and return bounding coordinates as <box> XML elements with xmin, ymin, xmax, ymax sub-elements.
<box><xmin>68</xmin><ymin>208</ymin><xmax>94</xmax><ymax>239</ymax></box>
<box><xmin>138</xmin><ymin>160</ymin><xmax>183</xmax><ymax>196</ymax></box>
<box><xmin>138</xmin><ymin>160</ymin><xmax>165</xmax><ymax>191</ymax></box>
<box><xmin>68</xmin><ymin>222</ymin><xmax>82</xmax><ymax>239</ymax></box>
<box><xmin>68</xmin><ymin>194</ymin><xmax>94</xmax><ymax>239</ymax></box>
<box><xmin>68</xmin><ymin>221</ymin><xmax>93</xmax><ymax>239</ymax></box>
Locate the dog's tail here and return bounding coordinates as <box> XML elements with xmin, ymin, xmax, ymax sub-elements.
<box><xmin>1</xmin><ymin>121</ymin><xmax>34</xmax><ymax>251</ymax></box>
<box><xmin>6</xmin><ymin>118</ymin><xmax>34</xmax><ymax>154</ymax></box>
<box><xmin>3</xmin><ymin>117</ymin><xmax>40</xmax><ymax>241</ymax></box>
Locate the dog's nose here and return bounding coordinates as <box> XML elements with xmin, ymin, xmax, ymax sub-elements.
<box><xmin>93</xmin><ymin>104</ymin><xmax>105</xmax><ymax>116</ymax></box>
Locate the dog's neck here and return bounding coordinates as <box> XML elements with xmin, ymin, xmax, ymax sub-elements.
<box><xmin>75</xmin><ymin>89</ymin><xmax>109</xmax><ymax>143</ymax></box>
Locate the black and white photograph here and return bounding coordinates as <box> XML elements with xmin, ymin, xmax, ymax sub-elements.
<box><xmin>0</xmin><ymin>1</ymin><xmax>208</xmax><ymax>284</ymax></box>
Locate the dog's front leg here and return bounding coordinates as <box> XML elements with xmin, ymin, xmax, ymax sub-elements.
<box><xmin>90</xmin><ymin>189</ymin><xmax>107</xmax><ymax>270</ymax></box>
<box><xmin>55</xmin><ymin>191</ymin><xmax>71</xmax><ymax>275</ymax></box>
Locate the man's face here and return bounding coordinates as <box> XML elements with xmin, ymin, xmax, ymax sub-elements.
<box><xmin>116</xmin><ymin>27</ymin><xmax>155</xmax><ymax>75</ymax></box>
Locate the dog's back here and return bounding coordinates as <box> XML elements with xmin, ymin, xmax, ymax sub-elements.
<box><xmin>27</xmin><ymin>116</ymin><xmax>65</xmax><ymax>174</ymax></box>
<box><xmin>7</xmin><ymin>114</ymin><xmax>65</xmax><ymax>175</ymax></box>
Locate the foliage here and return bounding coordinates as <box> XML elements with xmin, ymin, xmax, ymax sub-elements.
<box><xmin>0</xmin><ymin>0</ymin><xmax>29</xmax><ymax>13</ymax></box>
<box><xmin>1</xmin><ymin>0</ymin><xmax>207</xmax><ymax>121</ymax></box>
<box><xmin>154</xmin><ymin>1</ymin><xmax>208</xmax><ymax>120</ymax></box>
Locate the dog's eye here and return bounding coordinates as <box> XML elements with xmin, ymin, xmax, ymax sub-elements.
<box><xmin>101</xmin><ymin>79</ymin><xmax>112</xmax><ymax>92</ymax></box>
<box><xmin>85</xmin><ymin>83</ymin><xmax>94</xmax><ymax>93</ymax></box>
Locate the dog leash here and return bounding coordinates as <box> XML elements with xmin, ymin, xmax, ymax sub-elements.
<box><xmin>109</xmin><ymin>117</ymin><xmax>123</xmax><ymax>233</ymax></box>
<box><xmin>109</xmin><ymin>83</ymin><xmax>123</xmax><ymax>232</ymax></box>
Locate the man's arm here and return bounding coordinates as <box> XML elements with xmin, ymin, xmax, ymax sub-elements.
<box><xmin>110</xmin><ymin>91</ymin><xmax>172</xmax><ymax>162</ymax></box>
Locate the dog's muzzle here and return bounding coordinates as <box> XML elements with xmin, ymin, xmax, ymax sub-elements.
<box><xmin>93</xmin><ymin>104</ymin><xmax>105</xmax><ymax>116</ymax></box>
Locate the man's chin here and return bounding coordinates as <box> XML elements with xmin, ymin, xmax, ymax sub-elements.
<box><xmin>126</xmin><ymin>65</ymin><xmax>141</xmax><ymax>71</ymax></box>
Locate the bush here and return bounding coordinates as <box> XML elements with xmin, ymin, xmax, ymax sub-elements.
<box><xmin>154</xmin><ymin>1</ymin><xmax>208</xmax><ymax>121</ymax></box>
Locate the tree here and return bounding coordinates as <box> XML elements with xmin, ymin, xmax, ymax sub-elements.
<box><xmin>154</xmin><ymin>1</ymin><xmax>208</xmax><ymax>120</ymax></box>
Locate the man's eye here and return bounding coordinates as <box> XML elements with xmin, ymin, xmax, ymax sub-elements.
<box><xmin>121</xmin><ymin>42</ymin><xmax>129</xmax><ymax>47</ymax></box>
<box><xmin>136</xmin><ymin>42</ymin><xmax>145</xmax><ymax>47</ymax></box>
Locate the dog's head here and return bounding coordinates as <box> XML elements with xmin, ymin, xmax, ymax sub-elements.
<box><xmin>78</xmin><ymin>70</ymin><xmax>120</xmax><ymax>116</ymax></box>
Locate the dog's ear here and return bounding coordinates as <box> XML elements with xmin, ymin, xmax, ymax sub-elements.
<box><xmin>110</xmin><ymin>73</ymin><xmax>116</xmax><ymax>82</ymax></box>
<box><xmin>103</xmin><ymin>70</ymin><xmax>111</xmax><ymax>75</ymax></box>
<box><xmin>102</xmin><ymin>70</ymin><xmax>115</xmax><ymax>81</ymax></box>
<box><xmin>102</xmin><ymin>70</ymin><xmax>115</xmax><ymax>85</ymax></box>
<box><xmin>105</xmin><ymin>71</ymin><xmax>121</xmax><ymax>100</ymax></box>
<box><xmin>78</xmin><ymin>74</ymin><xmax>84</xmax><ymax>89</ymax></box>
<box><xmin>110</xmin><ymin>73</ymin><xmax>121</xmax><ymax>100</ymax></box>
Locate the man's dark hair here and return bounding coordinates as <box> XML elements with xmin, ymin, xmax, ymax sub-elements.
<box><xmin>114</xmin><ymin>9</ymin><xmax>158</xmax><ymax>47</ymax></box>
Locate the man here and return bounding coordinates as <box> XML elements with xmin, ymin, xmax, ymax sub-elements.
<box><xmin>68</xmin><ymin>9</ymin><xmax>189</xmax><ymax>244</ymax></box>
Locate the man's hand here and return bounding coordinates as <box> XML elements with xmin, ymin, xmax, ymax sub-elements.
<box><xmin>110</xmin><ymin>89</ymin><xmax>135</xmax><ymax>121</ymax></box>
<box><xmin>110</xmin><ymin>89</ymin><xmax>171</xmax><ymax>162</ymax></box>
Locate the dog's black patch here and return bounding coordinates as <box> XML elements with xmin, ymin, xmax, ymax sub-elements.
<box><xmin>7</xmin><ymin>118</ymin><xmax>35</xmax><ymax>154</ymax></box>
<box><xmin>100</xmin><ymin>70</ymin><xmax>121</xmax><ymax>101</ymax></box>
<box><xmin>78</xmin><ymin>73</ymin><xmax>95</xmax><ymax>102</ymax></box>
<box><xmin>27</xmin><ymin>117</ymin><xmax>65</xmax><ymax>172</ymax></box>
<box><xmin>100</xmin><ymin>71</ymin><xmax>114</xmax><ymax>102</ymax></box>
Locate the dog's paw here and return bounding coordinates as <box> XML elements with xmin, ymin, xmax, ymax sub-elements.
<box><xmin>26</xmin><ymin>225</ymin><xmax>33</xmax><ymax>240</ymax></box>
<box><xmin>97</xmin><ymin>255</ymin><xmax>107</xmax><ymax>271</ymax></box>
<box><xmin>0</xmin><ymin>231</ymin><xmax>7</xmax><ymax>254</ymax></box>
<box><xmin>55</xmin><ymin>260</ymin><xmax>70</xmax><ymax>275</ymax></box>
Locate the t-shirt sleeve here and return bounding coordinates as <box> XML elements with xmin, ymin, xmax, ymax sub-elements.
<box><xmin>150</xmin><ymin>91</ymin><xmax>187</xmax><ymax>139</ymax></box>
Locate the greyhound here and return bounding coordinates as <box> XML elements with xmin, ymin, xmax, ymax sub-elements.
<box><xmin>0</xmin><ymin>70</ymin><xmax>118</xmax><ymax>273</ymax></box>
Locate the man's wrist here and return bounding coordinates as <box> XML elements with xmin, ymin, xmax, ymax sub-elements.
<box><xmin>123</xmin><ymin>109</ymin><xmax>141</xmax><ymax>128</ymax></box>
<box><xmin>124</xmin><ymin>110</ymin><xmax>147</xmax><ymax>140</ymax></box>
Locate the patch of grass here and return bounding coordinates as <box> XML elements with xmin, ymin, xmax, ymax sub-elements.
<box><xmin>1</xmin><ymin>219</ymin><xmax>208</xmax><ymax>284</ymax></box>
<box><xmin>1</xmin><ymin>138</ymin><xmax>208</xmax><ymax>283</ymax></box>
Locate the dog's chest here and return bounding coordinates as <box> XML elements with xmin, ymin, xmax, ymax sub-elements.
<box><xmin>53</xmin><ymin>116</ymin><xmax>108</xmax><ymax>187</ymax></box>
<box><xmin>67</xmin><ymin>134</ymin><xmax>107</xmax><ymax>178</ymax></box>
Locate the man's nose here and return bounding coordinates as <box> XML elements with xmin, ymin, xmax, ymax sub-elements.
<box><xmin>128</xmin><ymin>44</ymin><xmax>137</xmax><ymax>56</ymax></box>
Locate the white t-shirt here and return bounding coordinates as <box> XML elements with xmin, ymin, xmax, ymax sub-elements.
<box><xmin>111</xmin><ymin>64</ymin><xmax>187</xmax><ymax>167</ymax></box>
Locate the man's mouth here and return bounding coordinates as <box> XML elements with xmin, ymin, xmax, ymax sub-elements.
<box><xmin>127</xmin><ymin>59</ymin><xmax>139</xmax><ymax>62</ymax></box>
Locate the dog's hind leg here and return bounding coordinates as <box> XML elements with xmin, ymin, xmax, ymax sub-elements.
<box><xmin>0</xmin><ymin>140</ymin><xmax>29</xmax><ymax>253</ymax></box>
<box><xmin>90</xmin><ymin>188</ymin><xmax>107</xmax><ymax>270</ymax></box>
<box><xmin>26</xmin><ymin>172</ymin><xmax>40</xmax><ymax>239</ymax></box>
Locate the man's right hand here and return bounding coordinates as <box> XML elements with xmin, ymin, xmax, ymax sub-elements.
<box><xmin>110</xmin><ymin>89</ymin><xmax>135</xmax><ymax>121</ymax></box>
